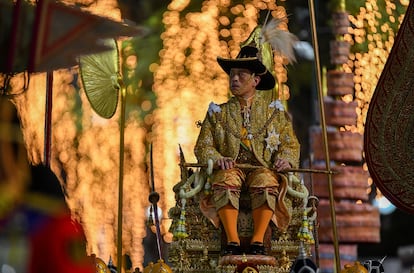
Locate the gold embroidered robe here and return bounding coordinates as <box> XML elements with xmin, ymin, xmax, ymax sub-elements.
<box><xmin>194</xmin><ymin>91</ymin><xmax>300</xmax><ymax>168</ymax></box>
<box><xmin>194</xmin><ymin>91</ymin><xmax>300</xmax><ymax>231</ymax></box>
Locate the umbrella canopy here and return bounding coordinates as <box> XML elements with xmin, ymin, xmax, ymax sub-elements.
<box><xmin>0</xmin><ymin>0</ymin><xmax>146</xmax><ymax>73</ymax></box>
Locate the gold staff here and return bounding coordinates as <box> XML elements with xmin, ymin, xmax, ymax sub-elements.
<box><xmin>308</xmin><ymin>0</ymin><xmax>341</xmax><ymax>272</ymax></box>
<box><xmin>116</xmin><ymin>82</ymin><xmax>126</xmax><ymax>272</ymax></box>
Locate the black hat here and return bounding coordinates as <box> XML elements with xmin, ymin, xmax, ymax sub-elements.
<box><xmin>217</xmin><ymin>46</ymin><xmax>276</xmax><ymax>90</ymax></box>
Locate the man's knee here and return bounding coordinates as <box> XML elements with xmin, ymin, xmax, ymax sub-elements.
<box><xmin>249</xmin><ymin>186</ymin><xmax>277</xmax><ymax>211</ymax></box>
<box><xmin>213</xmin><ymin>185</ymin><xmax>241</xmax><ymax>210</ymax></box>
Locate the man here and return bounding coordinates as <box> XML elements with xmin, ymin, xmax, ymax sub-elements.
<box><xmin>194</xmin><ymin>45</ymin><xmax>300</xmax><ymax>255</ymax></box>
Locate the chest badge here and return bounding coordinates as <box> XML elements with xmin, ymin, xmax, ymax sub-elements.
<box><xmin>265</xmin><ymin>129</ymin><xmax>281</xmax><ymax>153</ymax></box>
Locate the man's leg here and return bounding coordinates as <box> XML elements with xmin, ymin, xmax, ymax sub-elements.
<box><xmin>251</xmin><ymin>204</ymin><xmax>273</xmax><ymax>244</ymax></box>
<box><xmin>218</xmin><ymin>204</ymin><xmax>240</xmax><ymax>245</ymax></box>
<box><xmin>247</xmin><ymin>168</ymin><xmax>281</xmax><ymax>255</ymax></box>
<box><xmin>212</xmin><ymin>168</ymin><xmax>244</xmax><ymax>255</ymax></box>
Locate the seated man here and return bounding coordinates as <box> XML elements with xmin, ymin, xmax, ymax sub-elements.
<box><xmin>194</xmin><ymin>45</ymin><xmax>300</xmax><ymax>255</ymax></box>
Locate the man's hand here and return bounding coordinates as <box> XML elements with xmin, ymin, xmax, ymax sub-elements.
<box><xmin>216</xmin><ymin>157</ymin><xmax>235</xmax><ymax>170</ymax></box>
<box><xmin>273</xmin><ymin>158</ymin><xmax>291</xmax><ymax>172</ymax></box>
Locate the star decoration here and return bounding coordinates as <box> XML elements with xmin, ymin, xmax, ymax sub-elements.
<box><xmin>265</xmin><ymin>129</ymin><xmax>281</xmax><ymax>153</ymax></box>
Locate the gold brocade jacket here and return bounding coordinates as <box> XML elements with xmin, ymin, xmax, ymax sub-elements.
<box><xmin>194</xmin><ymin>91</ymin><xmax>300</xmax><ymax>168</ymax></box>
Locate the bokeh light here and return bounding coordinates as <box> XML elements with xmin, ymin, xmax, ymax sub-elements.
<box><xmin>343</xmin><ymin>0</ymin><xmax>408</xmax><ymax>134</ymax></box>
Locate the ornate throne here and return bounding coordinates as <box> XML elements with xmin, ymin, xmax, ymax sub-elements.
<box><xmin>167</xmin><ymin>149</ymin><xmax>316</xmax><ymax>273</ymax></box>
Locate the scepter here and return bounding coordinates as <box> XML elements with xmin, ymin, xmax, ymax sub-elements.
<box><xmin>180</xmin><ymin>162</ymin><xmax>338</xmax><ymax>175</ymax></box>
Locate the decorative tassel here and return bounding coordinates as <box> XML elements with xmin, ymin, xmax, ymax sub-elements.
<box><xmin>297</xmin><ymin>210</ymin><xmax>315</xmax><ymax>244</ymax></box>
<box><xmin>173</xmin><ymin>198</ymin><xmax>189</xmax><ymax>239</ymax></box>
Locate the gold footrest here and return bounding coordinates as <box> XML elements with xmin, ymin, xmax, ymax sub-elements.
<box><xmin>219</xmin><ymin>254</ymin><xmax>276</xmax><ymax>267</ymax></box>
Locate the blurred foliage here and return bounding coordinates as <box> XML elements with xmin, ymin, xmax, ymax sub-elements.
<box><xmin>117</xmin><ymin>1</ymin><xmax>166</xmax><ymax>121</ymax></box>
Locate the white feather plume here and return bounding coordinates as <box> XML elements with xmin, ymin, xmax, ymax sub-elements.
<box><xmin>260</xmin><ymin>17</ymin><xmax>298</xmax><ymax>64</ymax></box>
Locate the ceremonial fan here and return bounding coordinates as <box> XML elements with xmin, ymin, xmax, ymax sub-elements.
<box><xmin>79</xmin><ymin>39</ymin><xmax>170</xmax><ymax>272</ymax></box>
<box><xmin>79</xmin><ymin>38</ymin><xmax>120</xmax><ymax>119</ymax></box>
<box><xmin>79</xmin><ymin>38</ymin><xmax>126</xmax><ymax>270</ymax></box>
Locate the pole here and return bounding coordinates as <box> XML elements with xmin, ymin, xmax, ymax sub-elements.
<box><xmin>44</xmin><ymin>71</ymin><xmax>53</xmax><ymax>167</ymax></box>
<box><xmin>149</xmin><ymin>143</ymin><xmax>164</xmax><ymax>260</ymax></box>
<box><xmin>309</xmin><ymin>154</ymin><xmax>320</xmax><ymax>268</ymax></box>
<box><xmin>116</xmin><ymin>85</ymin><xmax>126</xmax><ymax>272</ymax></box>
<box><xmin>7</xmin><ymin>0</ymin><xmax>22</xmax><ymax>72</ymax></box>
<box><xmin>308</xmin><ymin>0</ymin><xmax>341</xmax><ymax>272</ymax></box>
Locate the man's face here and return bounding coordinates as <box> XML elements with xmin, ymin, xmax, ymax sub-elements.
<box><xmin>229</xmin><ymin>68</ymin><xmax>260</xmax><ymax>99</ymax></box>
